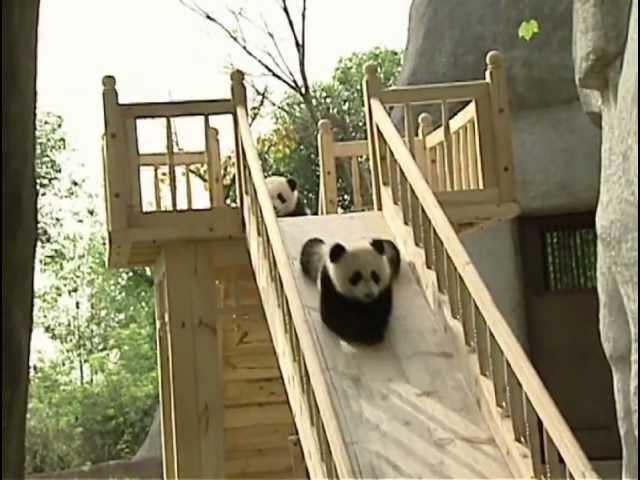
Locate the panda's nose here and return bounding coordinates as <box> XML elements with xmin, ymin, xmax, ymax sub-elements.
<box><xmin>363</xmin><ymin>292</ymin><xmax>375</xmax><ymax>301</ymax></box>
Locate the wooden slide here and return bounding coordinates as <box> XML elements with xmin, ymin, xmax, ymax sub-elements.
<box><xmin>274</xmin><ymin>211</ymin><xmax>512</xmax><ymax>478</ymax></box>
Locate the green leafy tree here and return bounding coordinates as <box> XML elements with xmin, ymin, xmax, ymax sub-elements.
<box><xmin>257</xmin><ymin>47</ymin><xmax>402</xmax><ymax>212</ymax></box>
<box><xmin>26</xmin><ymin>113</ymin><xmax>157</xmax><ymax>473</ymax></box>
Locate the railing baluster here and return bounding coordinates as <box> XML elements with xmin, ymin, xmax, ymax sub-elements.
<box><xmin>459</xmin><ymin>281</ymin><xmax>476</xmax><ymax>350</ymax></box>
<box><xmin>433</xmin><ymin>234</ymin><xmax>446</xmax><ymax>294</ymax></box>
<box><xmin>165</xmin><ymin>117</ymin><xmax>178</xmax><ymax>210</ymax></box>
<box><xmin>474</xmin><ymin>303</ymin><xmax>491</xmax><ymax>377</ymax></box>
<box><xmin>446</xmin><ymin>255</ymin><xmax>461</xmax><ymax>319</ymax></box>
<box><xmin>389</xmin><ymin>148</ymin><xmax>399</xmax><ymax>205</ymax></box>
<box><xmin>543</xmin><ymin>429</ymin><xmax>565</xmax><ymax>479</ymax></box>
<box><xmin>489</xmin><ymin>333</ymin><xmax>508</xmax><ymax>412</ymax></box>
<box><xmin>410</xmin><ymin>190</ymin><xmax>422</xmax><ymax>246</ymax></box>
<box><xmin>460</xmin><ymin>124</ymin><xmax>470</xmax><ymax>190</ymax></box>
<box><xmin>400</xmin><ymin>170</ymin><xmax>410</xmax><ymax>225</ymax></box>
<box><xmin>466</xmin><ymin>120</ymin><xmax>479</xmax><ymax>189</ymax></box>
<box><xmin>185</xmin><ymin>166</ymin><xmax>193</xmax><ymax>210</ymax></box>
<box><xmin>441</xmin><ymin>101</ymin><xmax>454</xmax><ymax>191</ymax></box>
<box><xmin>435</xmin><ymin>144</ymin><xmax>445</xmax><ymax>192</ymax></box>
<box><xmin>452</xmin><ymin>130</ymin><xmax>461</xmax><ymax>190</ymax></box>
<box><xmin>351</xmin><ymin>156</ymin><xmax>363</xmax><ymax>211</ymax></box>
<box><xmin>153</xmin><ymin>165</ymin><xmax>161</xmax><ymax>210</ymax></box>
<box><xmin>506</xmin><ymin>362</ymin><xmax>527</xmax><ymax>444</ymax></box>
<box><xmin>525</xmin><ymin>397</ymin><xmax>546</xmax><ymax>479</ymax></box>
<box><xmin>421</xmin><ymin>211</ymin><xmax>436</xmax><ymax>270</ymax></box>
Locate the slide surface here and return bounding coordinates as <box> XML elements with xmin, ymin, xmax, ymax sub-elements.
<box><xmin>278</xmin><ymin>211</ymin><xmax>512</xmax><ymax>479</ymax></box>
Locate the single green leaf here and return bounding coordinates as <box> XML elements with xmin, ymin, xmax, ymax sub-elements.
<box><xmin>518</xmin><ymin>19</ymin><xmax>541</xmax><ymax>42</ymax></box>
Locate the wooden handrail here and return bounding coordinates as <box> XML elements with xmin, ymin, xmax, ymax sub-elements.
<box><xmin>379</xmin><ymin>80</ymin><xmax>489</xmax><ymax>105</ymax></box>
<box><xmin>233</xmin><ymin>73</ymin><xmax>355</xmax><ymax>478</ymax></box>
<box><xmin>370</xmin><ymin>96</ymin><xmax>597</xmax><ymax>479</ymax></box>
<box><xmin>120</xmin><ymin>99</ymin><xmax>233</xmax><ymax>119</ymax></box>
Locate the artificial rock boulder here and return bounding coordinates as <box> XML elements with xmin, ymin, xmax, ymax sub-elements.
<box><xmin>397</xmin><ymin>0</ymin><xmax>602</xmax><ymax>213</ymax></box>
<box><xmin>574</xmin><ymin>1</ymin><xmax>638</xmax><ymax>478</ymax></box>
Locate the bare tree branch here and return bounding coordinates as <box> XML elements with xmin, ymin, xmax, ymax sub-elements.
<box><xmin>179</xmin><ymin>0</ymin><xmax>300</xmax><ymax>93</ymax></box>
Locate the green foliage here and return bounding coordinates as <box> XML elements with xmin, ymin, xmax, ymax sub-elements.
<box><xmin>518</xmin><ymin>19</ymin><xmax>541</xmax><ymax>42</ymax></box>
<box><xmin>26</xmin><ymin>113</ymin><xmax>157</xmax><ymax>474</ymax></box>
<box><xmin>256</xmin><ymin>47</ymin><xmax>402</xmax><ymax>212</ymax></box>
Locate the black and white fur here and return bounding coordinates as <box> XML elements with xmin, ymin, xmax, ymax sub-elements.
<box><xmin>265</xmin><ymin>175</ymin><xmax>309</xmax><ymax>217</ymax></box>
<box><xmin>300</xmin><ymin>237</ymin><xmax>401</xmax><ymax>345</ymax></box>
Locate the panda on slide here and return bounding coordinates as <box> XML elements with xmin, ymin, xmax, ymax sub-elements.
<box><xmin>265</xmin><ymin>175</ymin><xmax>310</xmax><ymax>217</ymax></box>
<box><xmin>300</xmin><ymin>236</ymin><xmax>401</xmax><ymax>345</ymax></box>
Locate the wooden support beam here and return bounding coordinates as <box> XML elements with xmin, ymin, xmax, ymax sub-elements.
<box><xmin>157</xmin><ymin>241</ymin><xmax>225</xmax><ymax>479</ymax></box>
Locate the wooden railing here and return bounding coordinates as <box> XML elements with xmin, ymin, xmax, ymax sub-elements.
<box><xmin>231</xmin><ymin>70</ymin><xmax>354</xmax><ymax>479</ymax></box>
<box><xmin>319</xmin><ymin>52</ymin><xmax>516</xmax><ymax>225</ymax></box>
<box><xmin>102</xmin><ymin>76</ymin><xmax>228</xmax><ymax>222</ymax></box>
<box><xmin>364</xmin><ymin>51</ymin><xmax>598</xmax><ymax>479</ymax></box>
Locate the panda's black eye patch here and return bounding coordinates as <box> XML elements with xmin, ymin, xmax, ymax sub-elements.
<box><xmin>349</xmin><ymin>271</ymin><xmax>363</xmax><ymax>286</ymax></box>
<box><xmin>371</xmin><ymin>270</ymin><xmax>381</xmax><ymax>284</ymax></box>
<box><xmin>277</xmin><ymin>193</ymin><xmax>287</xmax><ymax>204</ymax></box>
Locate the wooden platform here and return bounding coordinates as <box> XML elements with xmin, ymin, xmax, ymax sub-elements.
<box><xmin>277</xmin><ymin>212</ymin><xmax>512</xmax><ymax>478</ymax></box>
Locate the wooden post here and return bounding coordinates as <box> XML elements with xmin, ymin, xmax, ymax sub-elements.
<box><xmin>205</xmin><ymin>125</ymin><xmax>224</xmax><ymax>207</ymax></box>
<box><xmin>485</xmin><ymin>50</ymin><xmax>516</xmax><ymax>203</ymax></box>
<box><xmin>159</xmin><ymin>241</ymin><xmax>225</xmax><ymax>479</ymax></box>
<box><xmin>318</xmin><ymin>119</ymin><xmax>338</xmax><ymax>214</ymax></box>
<box><xmin>101</xmin><ymin>76</ymin><xmax>129</xmax><ymax>232</ymax></box>
<box><xmin>153</xmin><ymin>262</ymin><xmax>177</xmax><ymax>479</ymax></box>
<box><xmin>362</xmin><ymin>62</ymin><xmax>383</xmax><ymax>210</ymax></box>
<box><xmin>231</xmin><ymin>70</ymin><xmax>247</xmax><ymax>214</ymax></box>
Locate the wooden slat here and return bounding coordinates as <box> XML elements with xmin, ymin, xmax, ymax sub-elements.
<box><xmin>410</xmin><ymin>190</ymin><xmax>422</xmax><ymax>246</ymax></box>
<box><xmin>441</xmin><ymin>101</ymin><xmax>454</xmax><ymax>191</ymax></box>
<box><xmin>467</xmin><ymin>120</ymin><xmax>480</xmax><ymax>189</ymax></box>
<box><xmin>378</xmin><ymin>80</ymin><xmax>489</xmax><ymax>105</ymax></box>
<box><xmin>333</xmin><ymin>140</ymin><xmax>368</xmax><ymax>158</ymax></box>
<box><xmin>421</xmin><ymin>210</ymin><xmax>435</xmax><ymax>270</ymax></box>
<box><xmin>459</xmin><ymin>280</ymin><xmax>476</xmax><ymax>350</ymax></box>
<box><xmin>446</xmin><ymin>256</ymin><xmax>461</xmax><ymax>319</ymax></box>
<box><xmin>153</xmin><ymin>166</ymin><xmax>162</xmax><ymax>210</ymax></box>
<box><xmin>543</xmin><ymin>429</ymin><xmax>566</xmax><ymax>480</ymax></box>
<box><xmin>350</xmin><ymin>157</ymin><xmax>363</xmax><ymax>211</ymax></box>
<box><xmin>121</xmin><ymin>98</ymin><xmax>233</xmax><ymax>118</ymax></box>
<box><xmin>206</xmin><ymin>125</ymin><xmax>225</xmax><ymax>207</ymax></box>
<box><xmin>525</xmin><ymin>398</ymin><xmax>546</xmax><ymax>479</ymax></box>
<box><xmin>153</xmin><ymin>271</ymin><xmax>177</xmax><ymax>479</ymax></box>
<box><xmin>506</xmin><ymin>363</ymin><xmax>527</xmax><ymax>444</ymax></box>
<box><xmin>140</xmin><ymin>151</ymin><xmax>206</xmax><ymax>167</ymax></box>
<box><xmin>459</xmin><ymin>124</ymin><xmax>470</xmax><ymax>190</ymax></box>
<box><xmin>125</xmin><ymin>118</ymin><xmax>142</xmax><ymax>214</ymax></box>
<box><xmin>225</xmin><ymin>446</ymin><xmax>292</xmax><ymax>476</ymax></box>
<box><xmin>389</xmin><ymin>150</ymin><xmax>399</xmax><ymax>204</ymax></box>
<box><xmin>224</xmin><ymin>404</ymin><xmax>293</xmax><ymax>429</ymax></box>
<box><xmin>399</xmin><ymin>170</ymin><xmax>410</xmax><ymax>225</ymax></box>
<box><xmin>224</xmin><ymin>378</ymin><xmax>288</xmax><ymax>407</ymax></box>
<box><xmin>225</xmin><ymin>424</ymin><xmax>294</xmax><ymax>452</ymax></box>
<box><xmin>474</xmin><ymin>304</ymin><xmax>491</xmax><ymax>377</ymax></box>
<box><xmin>165</xmin><ymin>118</ymin><xmax>177</xmax><ymax>210</ymax></box>
<box><xmin>489</xmin><ymin>333</ymin><xmax>508</xmax><ymax>412</ymax></box>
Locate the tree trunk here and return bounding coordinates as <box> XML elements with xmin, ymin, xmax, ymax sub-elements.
<box><xmin>2</xmin><ymin>1</ymin><xmax>41</xmax><ymax>478</ymax></box>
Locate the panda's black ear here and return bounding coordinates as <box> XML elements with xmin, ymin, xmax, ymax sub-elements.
<box><xmin>329</xmin><ymin>243</ymin><xmax>347</xmax><ymax>263</ymax></box>
<box><xmin>370</xmin><ymin>239</ymin><xmax>386</xmax><ymax>255</ymax></box>
<box><xmin>286</xmin><ymin>177</ymin><xmax>298</xmax><ymax>192</ymax></box>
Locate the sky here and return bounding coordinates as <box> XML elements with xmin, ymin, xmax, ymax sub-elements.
<box><xmin>31</xmin><ymin>0</ymin><xmax>412</xmax><ymax>363</ymax></box>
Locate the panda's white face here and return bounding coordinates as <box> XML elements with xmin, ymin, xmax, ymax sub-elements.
<box><xmin>265</xmin><ymin>176</ymin><xmax>299</xmax><ymax>217</ymax></box>
<box><xmin>327</xmin><ymin>240</ymin><xmax>393</xmax><ymax>303</ymax></box>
